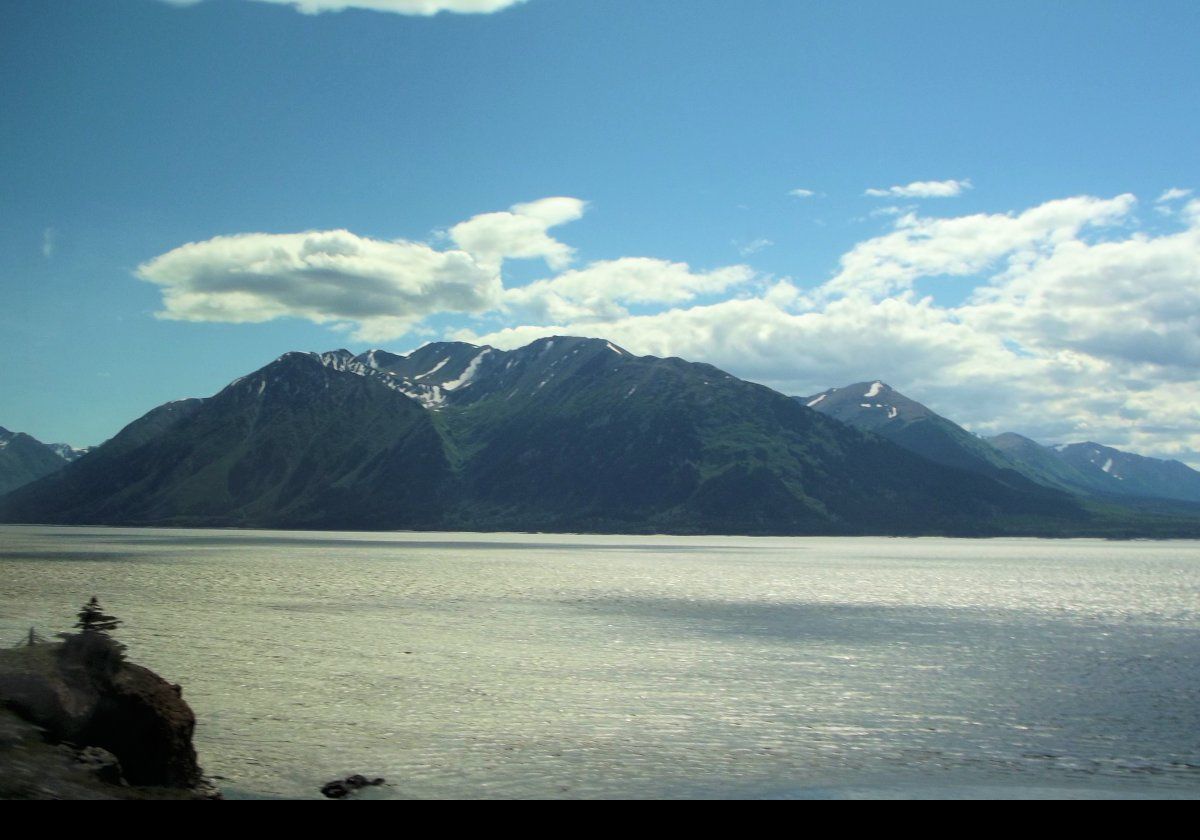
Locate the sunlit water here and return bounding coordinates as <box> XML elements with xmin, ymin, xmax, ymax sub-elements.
<box><xmin>0</xmin><ymin>526</ymin><xmax>1197</xmax><ymax>799</ymax></box>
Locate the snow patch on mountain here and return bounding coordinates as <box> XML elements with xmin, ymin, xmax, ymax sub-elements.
<box><xmin>806</xmin><ymin>394</ymin><xmax>827</xmax><ymax>407</ymax></box>
<box><xmin>442</xmin><ymin>349</ymin><xmax>492</xmax><ymax>392</ymax></box>
<box><xmin>864</xmin><ymin>381</ymin><xmax>884</xmax><ymax>398</ymax></box>
<box><xmin>414</xmin><ymin>358</ymin><xmax>449</xmax><ymax>380</ymax></box>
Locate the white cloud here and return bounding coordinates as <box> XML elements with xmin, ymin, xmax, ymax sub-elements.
<box><xmin>788</xmin><ymin>188</ymin><xmax>816</xmax><ymax>198</ymax></box>
<box><xmin>137</xmin><ymin>229</ymin><xmax>502</xmax><ymax>342</ymax></box>
<box><xmin>867</xmin><ymin>204</ymin><xmax>915</xmax><ymax>218</ymax></box>
<box><xmin>864</xmin><ymin>178</ymin><xmax>972</xmax><ymax>199</ymax></box>
<box><xmin>735</xmin><ymin>237</ymin><xmax>772</xmax><ymax>256</ymax></box>
<box><xmin>449</xmin><ymin>197</ymin><xmax>584</xmax><ymax>271</ymax></box>
<box><xmin>962</xmin><ymin>219</ymin><xmax>1200</xmax><ymax>371</ymax></box>
<box><xmin>1156</xmin><ymin>187</ymin><xmax>1193</xmax><ymax>203</ymax></box>
<box><xmin>825</xmin><ymin>194</ymin><xmax>1136</xmax><ymax>298</ymax></box>
<box><xmin>42</xmin><ymin>228</ymin><xmax>57</xmax><ymax>259</ymax></box>
<box><xmin>158</xmin><ymin>0</ymin><xmax>528</xmax><ymax>14</ymax></box>
<box><xmin>459</xmin><ymin>192</ymin><xmax>1200</xmax><ymax>465</ymax></box>
<box><xmin>502</xmin><ymin>258</ymin><xmax>755</xmax><ymax>322</ymax></box>
<box><xmin>140</xmin><ymin>190</ymin><xmax>1200</xmax><ymax>465</ymax></box>
<box><xmin>1185</xmin><ymin>198</ymin><xmax>1200</xmax><ymax>226</ymax></box>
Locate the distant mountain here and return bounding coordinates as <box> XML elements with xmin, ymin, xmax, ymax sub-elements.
<box><xmin>797</xmin><ymin>383</ymin><xmax>1200</xmax><ymax>509</ymax></box>
<box><xmin>0</xmin><ymin>338</ymin><xmax>1088</xmax><ymax>535</ymax></box>
<box><xmin>47</xmin><ymin>444</ymin><xmax>89</xmax><ymax>463</ymax></box>
<box><xmin>798</xmin><ymin>382</ymin><xmax>1056</xmax><ymax>496</ymax></box>
<box><xmin>0</xmin><ymin>427</ymin><xmax>81</xmax><ymax>496</ymax></box>
<box><xmin>991</xmin><ymin>434</ymin><xmax>1200</xmax><ymax>504</ymax></box>
<box><xmin>986</xmin><ymin>433</ymin><xmax>1109</xmax><ymax>495</ymax></box>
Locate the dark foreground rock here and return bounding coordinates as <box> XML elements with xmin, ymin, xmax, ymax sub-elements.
<box><xmin>0</xmin><ymin>636</ymin><xmax>220</xmax><ymax>800</ymax></box>
<box><xmin>321</xmin><ymin>774</ymin><xmax>387</xmax><ymax>798</ymax></box>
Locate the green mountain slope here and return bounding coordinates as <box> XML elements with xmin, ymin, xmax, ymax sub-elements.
<box><xmin>798</xmin><ymin>382</ymin><xmax>1067</xmax><ymax>499</ymax></box>
<box><xmin>431</xmin><ymin>340</ymin><xmax>1083</xmax><ymax>533</ymax></box>
<box><xmin>0</xmin><ymin>354</ymin><xmax>451</xmax><ymax>529</ymax></box>
<box><xmin>0</xmin><ymin>338</ymin><xmax>1109</xmax><ymax>535</ymax></box>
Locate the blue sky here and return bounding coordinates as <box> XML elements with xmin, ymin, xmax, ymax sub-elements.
<box><xmin>2</xmin><ymin>0</ymin><xmax>1199</xmax><ymax>462</ymax></box>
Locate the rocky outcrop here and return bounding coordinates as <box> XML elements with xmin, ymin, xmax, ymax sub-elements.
<box><xmin>0</xmin><ymin>634</ymin><xmax>218</xmax><ymax>799</ymax></box>
<box><xmin>321</xmin><ymin>774</ymin><xmax>387</xmax><ymax>798</ymax></box>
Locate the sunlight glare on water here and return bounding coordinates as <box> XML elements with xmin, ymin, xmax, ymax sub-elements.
<box><xmin>0</xmin><ymin>527</ymin><xmax>1197</xmax><ymax>799</ymax></box>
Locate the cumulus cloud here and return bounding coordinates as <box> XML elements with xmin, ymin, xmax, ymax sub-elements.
<box><xmin>137</xmin><ymin>198</ymin><xmax>752</xmax><ymax>343</ymax></box>
<box><xmin>158</xmin><ymin>0</ymin><xmax>528</xmax><ymax>14</ymax></box>
<box><xmin>962</xmin><ymin>219</ymin><xmax>1200</xmax><ymax>370</ymax></box>
<box><xmin>788</xmin><ymin>188</ymin><xmax>816</xmax><ymax>198</ymax></box>
<box><xmin>458</xmin><ymin>193</ymin><xmax>1200</xmax><ymax>465</ymax></box>
<box><xmin>140</xmin><ymin>189</ymin><xmax>1200</xmax><ymax>464</ymax></box>
<box><xmin>864</xmin><ymin>178</ymin><xmax>972</xmax><ymax>199</ymax></box>
<box><xmin>825</xmin><ymin>194</ymin><xmax>1136</xmax><ymax>298</ymax></box>
<box><xmin>137</xmin><ymin>229</ymin><xmax>503</xmax><ymax>341</ymax></box>
<box><xmin>503</xmin><ymin>258</ymin><xmax>755</xmax><ymax>322</ymax></box>
<box><xmin>449</xmin><ymin>197</ymin><xmax>584</xmax><ymax>271</ymax></box>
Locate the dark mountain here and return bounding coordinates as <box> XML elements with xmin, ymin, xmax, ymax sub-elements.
<box><xmin>426</xmin><ymin>339</ymin><xmax>1084</xmax><ymax>533</ymax></box>
<box><xmin>0</xmin><ymin>338</ymin><xmax>1091</xmax><ymax>535</ymax></box>
<box><xmin>987</xmin><ymin>433</ymin><xmax>1118</xmax><ymax>496</ymax></box>
<box><xmin>798</xmin><ymin>382</ymin><xmax>1060</xmax><ymax>497</ymax></box>
<box><xmin>0</xmin><ymin>426</ymin><xmax>78</xmax><ymax>495</ymax></box>
<box><xmin>0</xmin><ymin>354</ymin><xmax>451</xmax><ymax>529</ymax></box>
<box><xmin>991</xmin><ymin>436</ymin><xmax>1200</xmax><ymax>504</ymax></box>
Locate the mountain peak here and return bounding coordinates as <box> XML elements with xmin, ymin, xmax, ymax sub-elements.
<box><xmin>802</xmin><ymin>380</ymin><xmax>917</xmax><ymax>422</ymax></box>
<box><xmin>0</xmin><ymin>425</ymin><xmax>77</xmax><ymax>494</ymax></box>
<box><xmin>800</xmin><ymin>379</ymin><xmax>1040</xmax><ymax>487</ymax></box>
<box><xmin>522</xmin><ymin>335</ymin><xmax>628</xmax><ymax>356</ymax></box>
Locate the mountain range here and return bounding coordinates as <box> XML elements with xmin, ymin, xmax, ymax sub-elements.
<box><xmin>2</xmin><ymin>338</ymin><xmax>1198</xmax><ymax>536</ymax></box>
<box><xmin>802</xmin><ymin>382</ymin><xmax>1200</xmax><ymax>505</ymax></box>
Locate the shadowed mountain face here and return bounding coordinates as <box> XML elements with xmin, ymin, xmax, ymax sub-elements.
<box><xmin>798</xmin><ymin>382</ymin><xmax>1065</xmax><ymax>498</ymax></box>
<box><xmin>0</xmin><ymin>427</ymin><xmax>81</xmax><ymax>496</ymax></box>
<box><xmin>0</xmin><ymin>355</ymin><xmax>451</xmax><ymax>530</ymax></box>
<box><xmin>0</xmin><ymin>338</ymin><xmax>1088</xmax><ymax>535</ymax></box>
<box><xmin>991</xmin><ymin>434</ymin><xmax>1200</xmax><ymax>504</ymax></box>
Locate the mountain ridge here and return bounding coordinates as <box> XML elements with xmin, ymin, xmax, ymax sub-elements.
<box><xmin>5</xmin><ymin>339</ymin><xmax>1198</xmax><ymax>536</ymax></box>
<box><xmin>0</xmin><ymin>337</ymin><xmax>1094</xmax><ymax>536</ymax></box>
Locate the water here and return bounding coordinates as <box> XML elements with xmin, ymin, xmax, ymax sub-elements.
<box><xmin>1</xmin><ymin>526</ymin><xmax>1197</xmax><ymax>799</ymax></box>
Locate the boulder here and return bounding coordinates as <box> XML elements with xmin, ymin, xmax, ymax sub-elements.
<box><xmin>321</xmin><ymin>774</ymin><xmax>387</xmax><ymax>798</ymax></box>
<box><xmin>0</xmin><ymin>635</ymin><xmax>207</xmax><ymax>792</ymax></box>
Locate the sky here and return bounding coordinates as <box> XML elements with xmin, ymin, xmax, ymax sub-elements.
<box><xmin>2</xmin><ymin>0</ymin><xmax>1199</xmax><ymax>465</ymax></box>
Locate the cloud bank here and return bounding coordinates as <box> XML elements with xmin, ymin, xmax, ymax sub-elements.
<box><xmin>141</xmin><ymin>191</ymin><xmax>1200</xmax><ymax>464</ymax></box>
<box><xmin>159</xmin><ymin>0</ymin><xmax>528</xmax><ymax>15</ymax></box>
